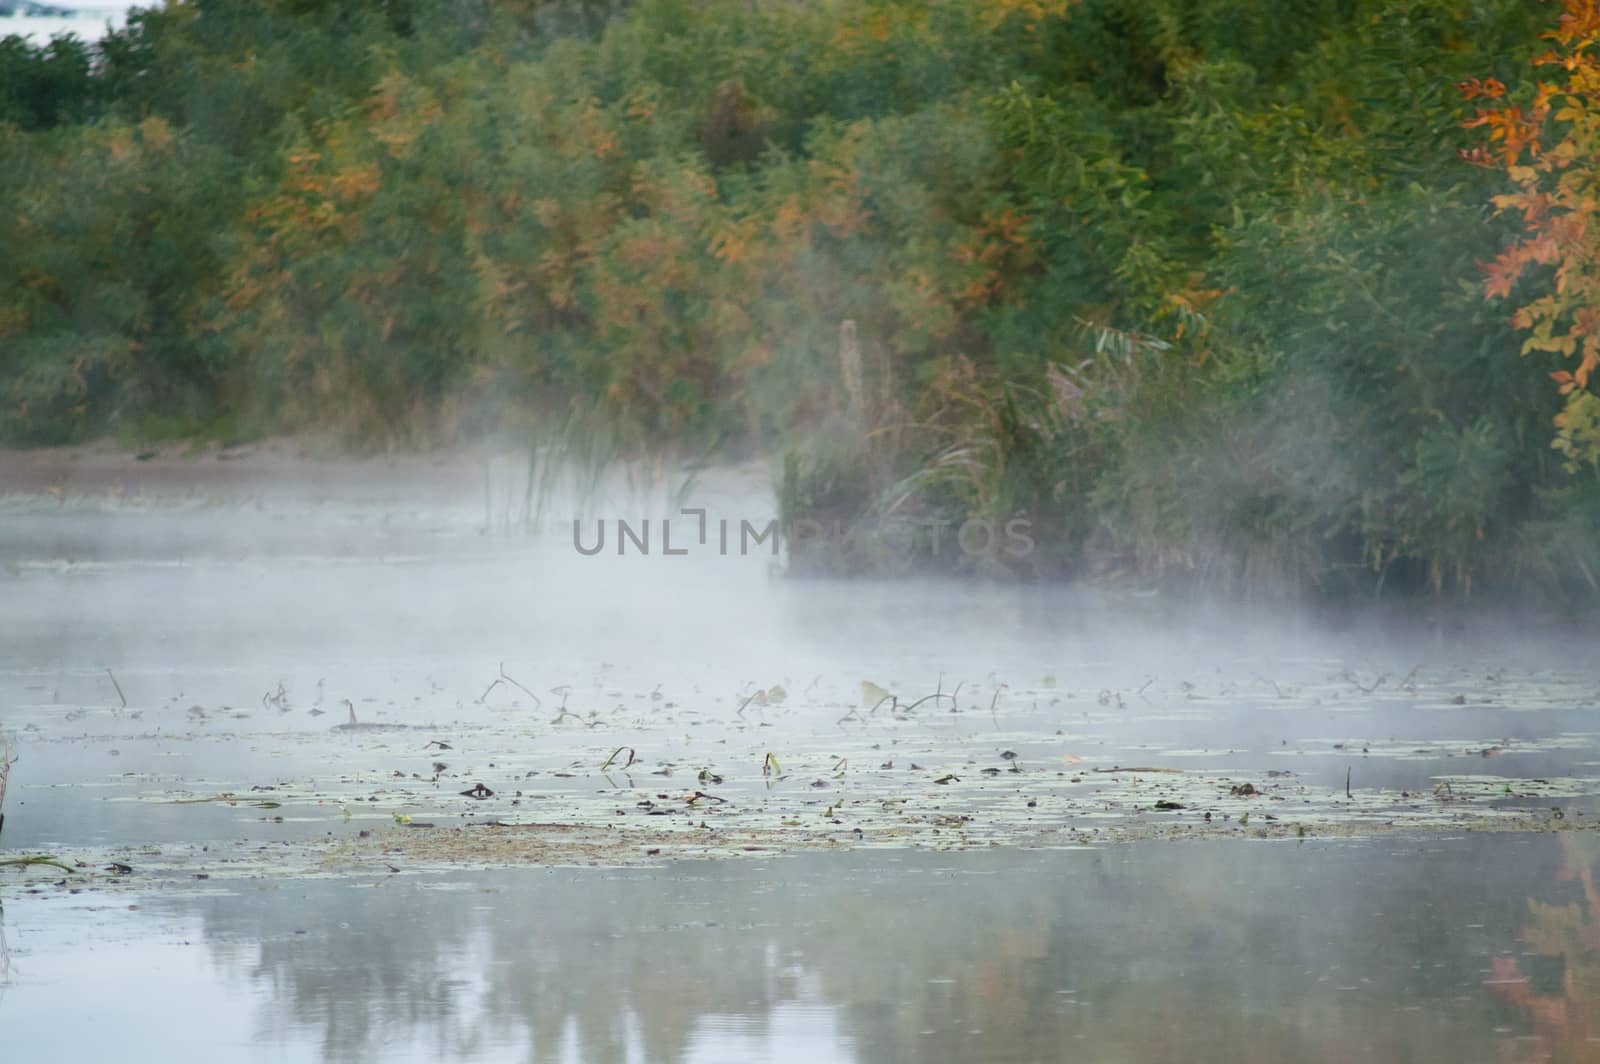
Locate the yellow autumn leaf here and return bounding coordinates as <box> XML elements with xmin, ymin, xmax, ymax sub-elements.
<box><xmin>860</xmin><ymin>680</ymin><xmax>892</xmax><ymax>706</ymax></box>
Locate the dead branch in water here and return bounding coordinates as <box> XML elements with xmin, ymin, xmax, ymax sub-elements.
<box><xmin>479</xmin><ymin>663</ymin><xmax>542</xmax><ymax>708</ymax></box>
<box><xmin>601</xmin><ymin>746</ymin><xmax>637</xmax><ymax>770</ymax></box>
<box><xmin>105</xmin><ymin>667</ymin><xmax>127</xmax><ymax>709</ymax></box>
<box><xmin>0</xmin><ymin>855</ymin><xmax>77</xmax><ymax>874</ymax></box>
<box><xmin>897</xmin><ymin>675</ymin><xmax>954</xmax><ymax>714</ymax></box>
<box><xmin>989</xmin><ymin>683</ymin><xmax>1009</xmax><ymax>727</ymax></box>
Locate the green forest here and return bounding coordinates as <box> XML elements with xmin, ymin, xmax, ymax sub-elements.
<box><xmin>4</xmin><ymin>0</ymin><xmax>1600</xmax><ymax>596</ymax></box>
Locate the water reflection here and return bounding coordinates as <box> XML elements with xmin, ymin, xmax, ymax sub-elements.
<box><xmin>4</xmin><ymin>833</ymin><xmax>1588</xmax><ymax>1062</ymax></box>
<box><xmin>0</xmin><ymin>898</ymin><xmax>10</xmax><ymax>1012</ymax></box>
<box><xmin>1491</xmin><ymin>833</ymin><xmax>1600</xmax><ymax>1061</ymax></box>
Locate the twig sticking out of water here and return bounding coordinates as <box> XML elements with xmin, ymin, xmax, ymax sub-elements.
<box><xmin>902</xmin><ymin>677</ymin><xmax>959</xmax><ymax>714</ymax></box>
<box><xmin>548</xmin><ymin>688</ymin><xmax>587</xmax><ymax>725</ymax></box>
<box><xmin>1346</xmin><ymin>767</ymin><xmax>1352</xmax><ymax>800</ymax></box>
<box><xmin>601</xmin><ymin>746</ymin><xmax>637</xmax><ymax>770</ymax></box>
<box><xmin>0</xmin><ymin>731</ymin><xmax>13</xmax><ymax>838</ymax></box>
<box><xmin>837</xmin><ymin>679</ymin><xmax>967</xmax><ymax>723</ymax></box>
<box><xmin>1341</xmin><ymin>669</ymin><xmax>1386</xmax><ymax>695</ymax></box>
<box><xmin>105</xmin><ymin>668</ymin><xmax>127</xmax><ymax>710</ymax></box>
<box><xmin>990</xmin><ymin>684</ymin><xmax>1009</xmax><ymax>727</ymax></box>
<box><xmin>479</xmin><ymin>663</ymin><xmax>542</xmax><ymax>708</ymax></box>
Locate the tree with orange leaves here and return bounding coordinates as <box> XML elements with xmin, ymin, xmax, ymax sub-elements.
<box><xmin>1463</xmin><ymin>0</ymin><xmax>1600</xmax><ymax>470</ymax></box>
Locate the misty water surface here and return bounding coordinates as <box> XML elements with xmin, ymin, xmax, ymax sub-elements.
<box><xmin>2</xmin><ymin>459</ymin><xmax>1599</xmax><ymax>1062</ymax></box>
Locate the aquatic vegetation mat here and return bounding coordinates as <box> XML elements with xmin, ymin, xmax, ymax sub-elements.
<box><xmin>5</xmin><ymin>662</ymin><xmax>1600</xmax><ymax>893</ymax></box>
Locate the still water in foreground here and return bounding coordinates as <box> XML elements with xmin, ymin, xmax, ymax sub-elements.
<box><xmin>1</xmin><ymin>832</ymin><xmax>1591</xmax><ymax>1063</ymax></box>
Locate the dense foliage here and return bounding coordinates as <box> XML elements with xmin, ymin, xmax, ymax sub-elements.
<box><xmin>2</xmin><ymin>0</ymin><xmax>1597</xmax><ymax>596</ymax></box>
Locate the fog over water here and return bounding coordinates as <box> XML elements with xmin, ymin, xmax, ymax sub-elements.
<box><xmin>2</xmin><ymin>450</ymin><xmax>1599</xmax><ymax>1062</ymax></box>
<box><xmin>5</xmin><ymin>0</ymin><xmax>1600</xmax><ymax>1056</ymax></box>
